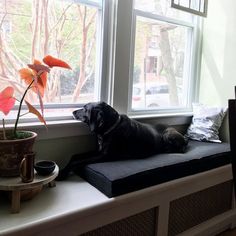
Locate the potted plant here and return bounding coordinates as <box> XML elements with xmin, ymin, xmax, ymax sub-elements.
<box><xmin>0</xmin><ymin>55</ymin><xmax>71</xmax><ymax>177</ymax></box>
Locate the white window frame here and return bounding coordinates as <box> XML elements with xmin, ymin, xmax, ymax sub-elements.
<box><xmin>112</xmin><ymin>0</ymin><xmax>202</xmax><ymax>117</ymax></box>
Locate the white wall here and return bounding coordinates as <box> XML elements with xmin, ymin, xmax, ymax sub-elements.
<box><xmin>34</xmin><ymin>135</ymin><xmax>97</xmax><ymax>168</ymax></box>
<box><xmin>199</xmin><ymin>0</ymin><xmax>236</xmax><ymax>106</ymax></box>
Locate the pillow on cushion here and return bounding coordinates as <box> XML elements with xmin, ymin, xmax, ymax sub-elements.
<box><xmin>185</xmin><ymin>103</ymin><xmax>227</xmax><ymax>143</ymax></box>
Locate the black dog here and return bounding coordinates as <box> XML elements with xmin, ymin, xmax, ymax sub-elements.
<box><xmin>57</xmin><ymin>102</ymin><xmax>188</xmax><ymax>180</ymax></box>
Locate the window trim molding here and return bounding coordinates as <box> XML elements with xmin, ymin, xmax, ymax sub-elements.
<box><xmin>190</xmin><ymin>17</ymin><xmax>203</xmax><ymax>103</ymax></box>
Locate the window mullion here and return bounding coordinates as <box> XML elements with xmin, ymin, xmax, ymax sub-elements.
<box><xmin>111</xmin><ymin>0</ymin><xmax>134</xmax><ymax>114</ymax></box>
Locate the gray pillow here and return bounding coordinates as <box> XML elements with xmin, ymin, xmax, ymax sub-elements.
<box><xmin>186</xmin><ymin>103</ymin><xmax>227</xmax><ymax>143</ymax></box>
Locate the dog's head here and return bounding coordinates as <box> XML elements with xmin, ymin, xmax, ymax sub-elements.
<box><xmin>162</xmin><ymin>127</ymin><xmax>188</xmax><ymax>153</ymax></box>
<box><xmin>73</xmin><ymin>102</ymin><xmax>120</xmax><ymax>133</ymax></box>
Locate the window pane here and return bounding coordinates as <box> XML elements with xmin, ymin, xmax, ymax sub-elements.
<box><xmin>0</xmin><ymin>0</ymin><xmax>102</xmax><ymax>107</ymax></box>
<box><xmin>131</xmin><ymin>16</ymin><xmax>191</xmax><ymax>110</ymax></box>
<box><xmin>179</xmin><ymin>0</ymin><xmax>190</xmax><ymax>8</ymax></box>
<box><xmin>190</xmin><ymin>0</ymin><xmax>200</xmax><ymax>11</ymax></box>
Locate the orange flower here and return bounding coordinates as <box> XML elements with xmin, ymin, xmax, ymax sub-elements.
<box><xmin>27</xmin><ymin>60</ymin><xmax>50</xmax><ymax>97</ymax></box>
<box><xmin>19</xmin><ymin>68</ymin><xmax>34</xmax><ymax>86</ymax></box>
<box><xmin>43</xmin><ymin>55</ymin><xmax>72</xmax><ymax>69</ymax></box>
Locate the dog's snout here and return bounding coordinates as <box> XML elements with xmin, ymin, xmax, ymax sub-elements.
<box><xmin>73</xmin><ymin>108</ymin><xmax>86</xmax><ymax>121</ymax></box>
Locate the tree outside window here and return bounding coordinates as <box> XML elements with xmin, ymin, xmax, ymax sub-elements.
<box><xmin>0</xmin><ymin>0</ymin><xmax>102</xmax><ymax>108</ymax></box>
<box><xmin>131</xmin><ymin>0</ymin><xmax>196</xmax><ymax>110</ymax></box>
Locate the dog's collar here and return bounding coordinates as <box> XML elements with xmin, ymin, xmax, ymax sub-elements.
<box><xmin>103</xmin><ymin>115</ymin><xmax>121</xmax><ymax>136</ymax></box>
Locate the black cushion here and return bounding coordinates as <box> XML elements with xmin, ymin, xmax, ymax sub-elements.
<box><xmin>79</xmin><ymin>140</ymin><xmax>231</xmax><ymax>198</ymax></box>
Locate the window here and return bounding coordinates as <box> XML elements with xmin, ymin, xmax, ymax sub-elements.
<box><xmin>0</xmin><ymin>0</ymin><xmax>201</xmax><ymax>125</ymax></box>
<box><xmin>0</xmin><ymin>0</ymin><xmax>106</xmax><ymax>122</ymax></box>
<box><xmin>129</xmin><ymin>0</ymin><xmax>200</xmax><ymax>113</ymax></box>
<box><xmin>171</xmin><ymin>0</ymin><xmax>208</xmax><ymax>17</ymax></box>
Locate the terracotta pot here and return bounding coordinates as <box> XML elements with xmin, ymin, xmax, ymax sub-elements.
<box><xmin>0</xmin><ymin>131</ymin><xmax>37</xmax><ymax>177</ymax></box>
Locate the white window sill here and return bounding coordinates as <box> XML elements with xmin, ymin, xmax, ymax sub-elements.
<box><xmin>0</xmin><ymin>175</ymin><xmax>109</xmax><ymax>236</ymax></box>
<box><xmin>1</xmin><ymin>112</ymin><xmax>193</xmax><ymax>141</ymax></box>
<box><xmin>130</xmin><ymin>111</ymin><xmax>193</xmax><ymax>125</ymax></box>
<box><xmin>2</xmin><ymin>119</ymin><xmax>90</xmax><ymax>141</ymax></box>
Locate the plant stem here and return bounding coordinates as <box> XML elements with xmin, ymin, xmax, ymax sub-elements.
<box><xmin>20</xmin><ymin>112</ymin><xmax>30</xmax><ymax>117</ymax></box>
<box><xmin>13</xmin><ymin>80</ymin><xmax>34</xmax><ymax>137</ymax></box>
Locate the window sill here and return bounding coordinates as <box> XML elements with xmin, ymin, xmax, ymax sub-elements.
<box><xmin>1</xmin><ymin>112</ymin><xmax>193</xmax><ymax>141</ymax></box>
<box><xmin>0</xmin><ymin>175</ymin><xmax>109</xmax><ymax>236</ymax></box>
<box><xmin>130</xmin><ymin>111</ymin><xmax>193</xmax><ymax>125</ymax></box>
<box><xmin>3</xmin><ymin>119</ymin><xmax>90</xmax><ymax>141</ymax></box>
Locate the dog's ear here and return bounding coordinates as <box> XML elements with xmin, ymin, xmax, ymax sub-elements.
<box><xmin>89</xmin><ymin>110</ymin><xmax>104</xmax><ymax>132</ymax></box>
<box><xmin>97</xmin><ymin>110</ymin><xmax>104</xmax><ymax>128</ymax></box>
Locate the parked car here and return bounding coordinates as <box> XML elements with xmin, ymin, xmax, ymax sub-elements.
<box><xmin>132</xmin><ymin>83</ymin><xmax>170</xmax><ymax>109</ymax></box>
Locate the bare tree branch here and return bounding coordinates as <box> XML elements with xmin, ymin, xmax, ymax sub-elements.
<box><xmin>31</xmin><ymin>0</ymin><xmax>40</xmax><ymax>60</ymax></box>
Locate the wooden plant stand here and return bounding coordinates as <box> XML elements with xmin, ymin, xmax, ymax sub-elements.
<box><xmin>0</xmin><ymin>165</ymin><xmax>59</xmax><ymax>213</ymax></box>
